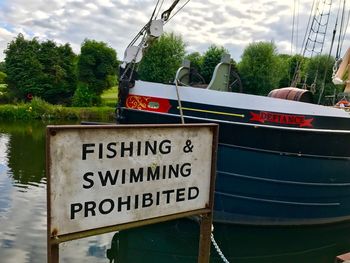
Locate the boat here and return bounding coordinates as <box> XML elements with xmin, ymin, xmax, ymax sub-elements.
<box><xmin>106</xmin><ymin>217</ymin><xmax>350</xmax><ymax>263</ymax></box>
<box><xmin>116</xmin><ymin>1</ymin><xmax>350</xmax><ymax>226</ymax></box>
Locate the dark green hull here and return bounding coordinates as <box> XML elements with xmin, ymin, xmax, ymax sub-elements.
<box><xmin>107</xmin><ymin>218</ymin><xmax>350</xmax><ymax>263</ymax></box>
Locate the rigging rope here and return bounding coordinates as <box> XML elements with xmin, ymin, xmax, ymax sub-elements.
<box><xmin>336</xmin><ymin>0</ymin><xmax>346</xmax><ymax>58</ymax></box>
<box><xmin>318</xmin><ymin>0</ymin><xmax>343</xmax><ymax>104</ymax></box>
<box><xmin>151</xmin><ymin>0</ymin><xmax>162</xmax><ymax>21</ymax></box>
<box><xmin>300</xmin><ymin>0</ymin><xmax>319</xmax><ymax>56</ymax></box>
<box><xmin>291</xmin><ymin>0</ymin><xmax>318</xmax><ymax>86</ymax></box>
<box><xmin>291</xmin><ymin>0</ymin><xmax>297</xmax><ymax>54</ymax></box>
<box><xmin>339</xmin><ymin>1</ymin><xmax>350</xmax><ymax>57</ymax></box>
<box><xmin>291</xmin><ymin>0</ymin><xmax>333</xmax><ymax>89</ymax></box>
<box><xmin>164</xmin><ymin>0</ymin><xmax>191</xmax><ymax>24</ymax></box>
<box><xmin>309</xmin><ymin>0</ymin><xmax>333</xmax><ymax>92</ymax></box>
<box><xmin>155</xmin><ymin>0</ymin><xmax>165</xmax><ymax>19</ymax></box>
<box><xmin>296</xmin><ymin>0</ymin><xmax>300</xmax><ymax>51</ymax></box>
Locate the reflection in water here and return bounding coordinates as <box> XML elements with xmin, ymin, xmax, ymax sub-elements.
<box><xmin>109</xmin><ymin>218</ymin><xmax>350</xmax><ymax>263</ymax></box>
<box><xmin>1</xmin><ymin>120</ymin><xmax>350</xmax><ymax>263</ymax></box>
<box><xmin>0</xmin><ymin>121</ymin><xmax>113</xmax><ymax>263</ymax></box>
<box><xmin>0</xmin><ymin>134</ymin><xmax>11</xmax><ymax>214</ymax></box>
<box><xmin>1</xmin><ymin>121</ymin><xmax>45</xmax><ymax>185</ymax></box>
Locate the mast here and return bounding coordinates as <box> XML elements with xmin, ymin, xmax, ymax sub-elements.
<box><xmin>116</xmin><ymin>1</ymin><xmax>181</xmax><ymax>123</ymax></box>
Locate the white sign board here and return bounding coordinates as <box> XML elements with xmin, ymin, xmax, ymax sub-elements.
<box><xmin>48</xmin><ymin>125</ymin><xmax>215</xmax><ymax>236</ymax></box>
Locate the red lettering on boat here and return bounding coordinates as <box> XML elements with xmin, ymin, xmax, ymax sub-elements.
<box><xmin>250</xmin><ymin>111</ymin><xmax>313</xmax><ymax>127</ymax></box>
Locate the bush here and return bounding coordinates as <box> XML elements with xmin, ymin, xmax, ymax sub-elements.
<box><xmin>0</xmin><ymin>71</ymin><xmax>6</xmax><ymax>84</ymax></box>
<box><xmin>0</xmin><ymin>99</ymin><xmax>115</xmax><ymax>120</ymax></box>
<box><xmin>29</xmin><ymin>97</ymin><xmax>55</xmax><ymax>118</ymax></box>
<box><xmin>72</xmin><ymin>83</ymin><xmax>99</xmax><ymax>107</ymax></box>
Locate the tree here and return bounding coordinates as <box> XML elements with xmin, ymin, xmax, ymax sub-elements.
<box><xmin>0</xmin><ymin>62</ymin><xmax>5</xmax><ymax>72</ymax></box>
<box><xmin>0</xmin><ymin>71</ymin><xmax>6</xmax><ymax>84</ymax></box>
<box><xmin>185</xmin><ymin>52</ymin><xmax>203</xmax><ymax>71</ymax></box>
<box><xmin>200</xmin><ymin>45</ymin><xmax>229</xmax><ymax>84</ymax></box>
<box><xmin>303</xmin><ymin>55</ymin><xmax>340</xmax><ymax>103</ymax></box>
<box><xmin>276</xmin><ymin>54</ymin><xmax>292</xmax><ymax>87</ymax></box>
<box><xmin>138</xmin><ymin>32</ymin><xmax>186</xmax><ymax>83</ymax></box>
<box><xmin>238</xmin><ymin>41</ymin><xmax>281</xmax><ymax>95</ymax></box>
<box><xmin>78</xmin><ymin>39</ymin><xmax>119</xmax><ymax>99</ymax></box>
<box><xmin>37</xmin><ymin>40</ymin><xmax>77</xmax><ymax>104</ymax></box>
<box><xmin>4</xmin><ymin>34</ymin><xmax>77</xmax><ymax>103</ymax></box>
<box><xmin>4</xmin><ymin>34</ymin><xmax>43</xmax><ymax>99</ymax></box>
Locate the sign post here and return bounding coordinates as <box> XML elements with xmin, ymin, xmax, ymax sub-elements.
<box><xmin>46</xmin><ymin>124</ymin><xmax>218</xmax><ymax>263</ymax></box>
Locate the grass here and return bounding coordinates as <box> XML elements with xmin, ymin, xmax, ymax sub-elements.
<box><xmin>101</xmin><ymin>86</ymin><xmax>118</xmax><ymax>107</ymax></box>
<box><xmin>0</xmin><ymin>97</ymin><xmax>115</xmax><ymax>121</ymax></box>
<box><xmin>0</xmin><ymin>86</ymin><xmax>119</xmax><ymax>121</ymax></box>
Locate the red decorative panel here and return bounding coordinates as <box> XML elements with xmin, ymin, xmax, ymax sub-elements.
<box><xmin>250</xmin><ymin>111</ymin><xmax>313</xmax><ymax>128</ymax></box>
<box><xmin>126</xmin><ymin>95</ymin><xmax>171</xmax><ymax>113</ymax></box>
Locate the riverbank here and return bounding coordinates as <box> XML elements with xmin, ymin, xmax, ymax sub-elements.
<box><xmin>0</xmin><ymin>98</ymin><xmax>115</xmax><ymax>121</ymax></box>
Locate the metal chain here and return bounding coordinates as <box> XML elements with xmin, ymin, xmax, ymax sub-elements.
<box><xmin>211</xmin><ymin>232</ymin><xmax>230</xmax><ymax>263</ymax></box>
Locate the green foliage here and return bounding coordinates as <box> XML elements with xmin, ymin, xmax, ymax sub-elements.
<box><xmin>37</xmin><ymin>41</ymin><xmax>77</xmax><ymax>104</ymax></box>
<box><xmin>101</xmin><ymin>86</ymin><xmax>118</xmax><ymax>107</ymax></box>
<box><xmin>29</xmin><ymin>97</ymin><xmax>56</xmax><ymax>119</ymax></box>
<box><xmin>72</xmin><ymin>83</ymin><xmax>99</xmax><ymax>107</ymax></box>
<box><xmin>0</xmin><ymin>71</ymin><xmax>6</xmax><ymax>84</ymax></box>
<box><xmin>106</xmin><ymin>74</ymin><xmax>118</xmax><ymax>87</ymax></box>
<box><xmin>0</xmin><ymin>84</ymin><xmax>6</xmax><ymax>91</ymax></box>
<box><xmin>138</xmin><ymin>32</ymin><xmax>186</xmax><ymax>83</ymax></box>
<box><xmin>0</xmin><ymin>99</ymin><xmax>115</xmax><ymax>121</ymax></box>
<box><xmin>200</xmin><ymin>45</ymin><xmax>229</xmax><ymax>83</ymax></box>
<box><xmin>276</xmin><ymin>54</ymin><xmax>292</xmax><ymax>87</ymax></box>
<box><xmin>0</xmin><ymin>62</ymin><xmax>5</xmax><ymax>72</ymax></box>
<box><xmin>303</xmin><ymin>55</ymin><xmax>340</xmax><ymax>103</ymax></box>
<box><xmin>238</xmin><ymin>42</ymin><xmax>281</xmax><ymax>95</ymax></box>
<box><xmin>0</xmin><ymin>84</ymin><xmax>10</xmax><ymax>104</ymax></box>
<box><xmin>277</xmin><ymin>54</ymin><xmax>308</xmax><ymax>88</ymax></box>
<box><xmin>78</xmin><ymin>39</ymin><xmax>119</xmax><ymax>97</ymax></box>
<box><xmin>4</xmin><ymin>34</ymin><xmax>77</xmax><ymax>104</ymax></box>
<box><xmin>185</xmin><ymin>52</ymin><xmax>203</xmax><ymax>71</ymax></box>
<box><xmin>4</xmin><ymin>34</ymin><xmax>42</xmax><ymax>99</ymax></box>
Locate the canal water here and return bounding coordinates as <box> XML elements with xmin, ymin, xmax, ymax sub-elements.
<box><xmin>1</xmin><ymin>120</ymin><xmax>350</xmax><ymax>263</ymax></box>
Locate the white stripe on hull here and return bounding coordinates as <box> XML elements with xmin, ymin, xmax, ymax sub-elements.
<box><xmin>132</xmin><ymin>81</ymin><xmax>350</xmax><ymax>118</ymax></box>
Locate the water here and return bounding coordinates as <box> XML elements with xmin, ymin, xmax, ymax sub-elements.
<box><xmin>1</xmin><ymin>120</ymin><xmax>350</xmax><ymax>263</ymax></box>
<box><xmin>0</xmin><ymin>121</ymin><xmax>114</xmax><ymax>263</ymax></box>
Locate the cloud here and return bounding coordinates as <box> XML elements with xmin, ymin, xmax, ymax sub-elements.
<box><xmin>0</xmin><ymin>0</ymin><xmax>349</xmax><ymax>63</ymax></box>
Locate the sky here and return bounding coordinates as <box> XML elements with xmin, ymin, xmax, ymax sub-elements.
<box><xmin>0</xmin><ymin>0</ymin><xmax>349</xmax><ymax>62</ymax></box>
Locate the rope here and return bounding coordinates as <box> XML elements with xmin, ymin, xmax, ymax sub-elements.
<box><xmin>311</xmin><ymin>0</ymin><xmax>332</xmax><ymax>90</ymax></box>
<box><xmin>300</xmin><ymin>0</ymin><xmax>318</xmax><ymax>55</ymax></box>
<box><xmin>296</xmin><ymin>0</ymin><xmax>300</xmax><ymax>51</ymax></box>
<box><xmin>174</xmin><ymin>79</ymin><xmax>185</xmax><ymax>124</ymax></box>
<box><xmin>151</xmin><ymin>0</ymin><xmax>162</xmax><ymax>21</ymax></box>
<box><xmin>336</xmin><ymin>0</ymin><xmax>346</xmax><ymax>58</ymax></box>
<box><xmin>291</xmin><ymin>0</ymin><xmax>297</xmax><ymax>54</ymax></box>
<box><xmin>318</xmin><ymin>2</ymin><xmax>340</xmax><ymax>104</ymax></box>
<box><xmin>292</xmin><ymin>0</ymin><xmax>333</xmax><ymax>88</ymax></box>
<box><xmin>339</xmin><ymin>3</ymin><xmax>350</xmax><ymax>56</ymax></box>
<box><xmin>291</xmin><ymin>0</ymin><xmax>318</xmax><ymax>86</ymax></box>
<box><xmin>164</xmin><ymin>0</ymin><xmax>191</xmax><ymax>24</ymax></box>
<box><xmin>211</xmin><ymin>231</ymin><xmax>230</xmax><ymax>263</ymax></box>
<box><xmin>155</xmin><ymin>0</ymin><xmax>165</xmax><ymax>19</ymax></box>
